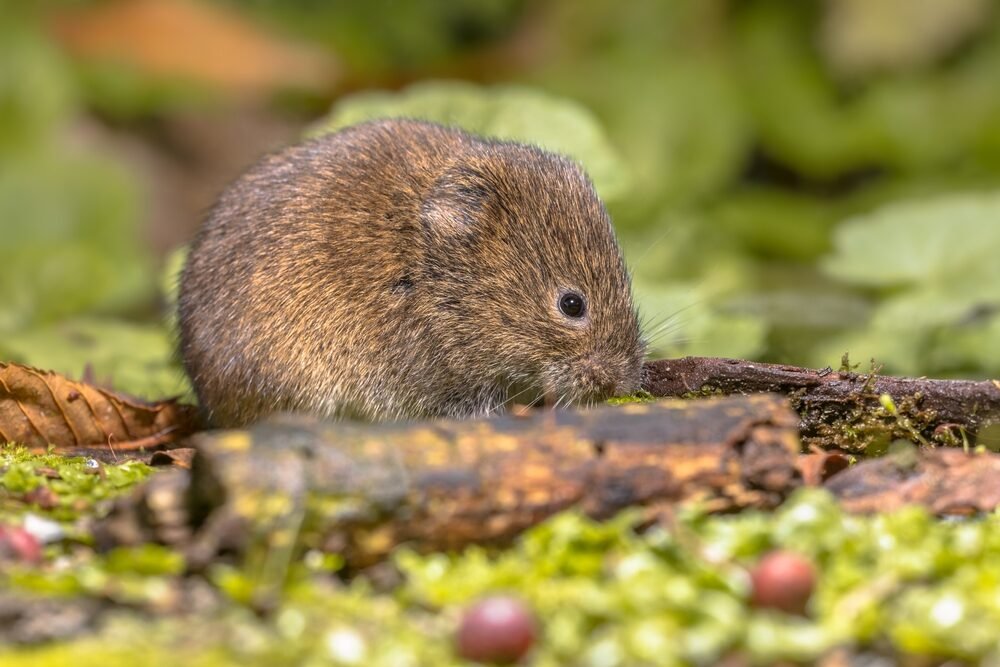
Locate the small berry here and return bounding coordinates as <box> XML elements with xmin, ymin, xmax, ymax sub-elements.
<box><xmin>749</xmin><ymin>550</ymin><xmax>816</xmax><ymax>615</ymax></box>
<box><xmin>750</xmin><ymin>551</ymin><xmax>816</xmax><ymax>614</ymax></box>
<box><xmin>455</xmin><ymin>596</ymin><xmax>537</xmax><ymax>664</ymax></box>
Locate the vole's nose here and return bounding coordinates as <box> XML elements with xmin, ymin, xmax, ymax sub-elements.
<box><xmin>577</xmin><ymin>358</ymin><xmax>618</xmax><ymax>398</ymax></box>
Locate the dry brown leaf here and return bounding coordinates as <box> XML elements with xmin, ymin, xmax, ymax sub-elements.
<box><xmin>48</xmin><ymin>0</ymin><xmax>338</xmax><ymax>96</ymax></box>
<box><xmin>797</xmin><ymin>450</ymin><xmax>851</xmax><ymax>486</ymax></box>
<box><xmin>0</xmin><ymin>362</ymin><xmax>200</xmax><ymax>459</ymax></box>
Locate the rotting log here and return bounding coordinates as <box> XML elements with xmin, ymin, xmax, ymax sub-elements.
<box><xmin>92</xmin><ymin>391</ymin><xmax>1000</xmax><ymax>575</ymax></box>
<box><xmin>644</xmin><ymin>357</ymin><xmax>1000</xmax><ymax>451</ymax></box>
<box><xmin>97</xmin><ymin>394</ymin><xmax>802</xmax><ymax>568</ymax></box>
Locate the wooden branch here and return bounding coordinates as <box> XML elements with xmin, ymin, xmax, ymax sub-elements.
<box><xmin>91</xmin><ymin>391</ymin><xmax>1000</xmax><ymax>575</ymax></box>
<box><xmin>97</xmin><ymin>395</ymin><xmax>802</xmax><ymax>568</ymax></box>
<box><xmin>643</xmin><ymin>357</ymin><xmax>1000</xmax><ymax>450</ymax></box>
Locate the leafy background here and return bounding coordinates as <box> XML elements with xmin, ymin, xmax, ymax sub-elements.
<box><xmin>2</xmin><ymin>0</ymin><xmax>1000</xmax><ymax>401</ymax></box>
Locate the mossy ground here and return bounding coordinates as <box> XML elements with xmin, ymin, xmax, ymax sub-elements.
<box><xmin>4</xmin><ymin>445</ymin><xmax>1000</xmax><ymax>665</ymax></box>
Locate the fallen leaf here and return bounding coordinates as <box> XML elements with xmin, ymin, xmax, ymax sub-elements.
<box><xmin>0</xmin><ymin>362</ymin><xmax>200</xmax><ymax>459</ymax></box>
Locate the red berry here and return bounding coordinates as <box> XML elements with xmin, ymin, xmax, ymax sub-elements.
<box><xmin>749</xmin><ymin>550</ymin><xmax>816</xmax><ymax>615</ymax></box>
<box><xmin>0</xmin><ymin>524</ymin><xmax>43</xmax><ymax>564</ymax></box>
<box><xmin>455</xmin><ymin>596</ymin><xmax>537</xmax><ymax>664</ymax></box>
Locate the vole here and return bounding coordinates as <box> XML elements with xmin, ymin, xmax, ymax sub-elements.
<box><xmin>178</xmin><ymin>119</ymin><xmax>645</xmax><ymax>426</ymax></box>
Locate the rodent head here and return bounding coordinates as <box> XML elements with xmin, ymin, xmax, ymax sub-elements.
<box><xmin>418</xmin><ymin>141</ymin><xmax>645</xmax><ymax>409</ymax></box>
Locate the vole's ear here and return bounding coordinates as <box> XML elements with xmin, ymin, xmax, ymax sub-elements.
<box><xmin>420</xmin><ymin>166</ymin><xmax>497</xmax><ymax>237</ymax></box>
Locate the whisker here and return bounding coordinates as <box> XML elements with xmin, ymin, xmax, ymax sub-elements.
<box><xmin>640</xmin><ymin>302</ymin><xmax>699</xmax><ymax>337</ymax></box>
<box><xmin>645</xmin><ymin>319</ymin><xmax>683</xmax><ymax>338</ymax></box>
<box><xmin>650</xmin><ymin>336</ymin><xmax>692</xmax><ymax>349</ymax></box>
<box><xmin>505</xmin><ymin>383</ymin><xmax>538</xmax><ymax>406</ymax></box>
<box><xmin>639</xmin><ymin>300</ymin><xmax>705</xmax><ymax>352</ymax></box>
<box><xmin>640</xmin><ymin>308</ymin><xmax>677</xmax><ymax>328</ymax></box>
<box><xmin>646</xmin><ymin>323</ymin><xmax>687</xmax><ymax>345</ymax></box>
<box><xmin>628</xmin><ymin>226</ymin><xmax>677</xmax><ymax>274</ymax></box>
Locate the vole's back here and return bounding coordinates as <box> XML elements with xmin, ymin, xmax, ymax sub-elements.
<box><xmin>179</xmin><ymin>120</ymin><xmax>466</xmax><ymax>425</ymax></box>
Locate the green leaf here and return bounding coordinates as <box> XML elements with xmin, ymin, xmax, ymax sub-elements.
<box><xmin>823</xmin><ymin>191</ymin><xmax>1000</xmax><ymax>288</ymax></box>
<box><xmin>811</xmin><ymin>190</ymin><xmax>1000</xmax><ymax>375</ymax></box>
<box><xmin>708</xmin><ymin>187</ymin><xmax>839</xmax><ymax>261</ymax></box>
<box><xmin>312</xmin><ymin>80</ymin><xmax>631</xmax><ymax>202</ymax></box>
<box><xmin>807</xmin><ymin>296</ymin><xmax>1000</xmax><ymax>377</ymax></box>
<box><xmin>926</xmin><ymin>311</ymin><xmax>1000</xmax><ymax>372</ymax></box>
<box><xmin>0</xmin><ymin>318</ymin><xmax>191</xmax><ymax>401</ymax></box>
<box><xmin>734</xmin><ymin>0</ymin><xmax>1000</xmax><ymax>176</ymax></box>
<box><xmin>733</xmin><ymin>1</ymin><xmax>883</xmax><ymax>179</ymax></box>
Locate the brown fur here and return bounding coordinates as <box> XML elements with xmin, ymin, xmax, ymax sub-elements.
<box><xmin>178</xmin><ymin>119</ymin><xmax>645</xmax><ymax>426</ymax></box>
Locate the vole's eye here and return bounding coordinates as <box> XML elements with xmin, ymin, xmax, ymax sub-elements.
<box><xmin>559</xmin><ymin>292</ymin><xmax>586</xmax><ymax>318</ymax></box>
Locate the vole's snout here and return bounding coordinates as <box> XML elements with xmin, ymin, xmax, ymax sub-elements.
<box><xmin>573</xmin><ymin>356</ymin><xmax>623</xmax><ymax>402</ymax></box>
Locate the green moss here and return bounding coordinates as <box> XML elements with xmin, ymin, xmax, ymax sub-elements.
<box><xmin>800</xmin><ymin>387</ymin><xmax>953</xmax><ymax>453</ymax></box>
<box><xmin>5</xmin><ymin>489</ymin><xmax>1000</xmax><ymax>664</ymax></box>
<box><xmin>1</xmin><ymin>445</ymin><xmax>153</xmax><ymax>523</ymax></box>
<box><xmin>605</xmin><ymin>390</ymin><xmax>656</xmax><ymax>406</ymax></box>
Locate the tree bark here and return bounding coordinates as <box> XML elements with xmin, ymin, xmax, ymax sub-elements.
<box><xmin>643</xmin><ymin>357</ymin><xmax>1000</xmax><ymax>450</ymax></box>
<box><xmin>98</xmin><ymin>394</ymin><xmax>803</xmax><ymax>568</ymax></box>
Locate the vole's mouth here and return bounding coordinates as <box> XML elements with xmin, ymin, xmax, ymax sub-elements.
<box><xmin>503</xmin><ymin>360</ymin><xmax>634</xmax><ymax>413</ymax></box>
<box><xmin>499</xmin><ymin>366</ymin><xmax>608</xmax><ymax>413</ymax></box>
<box><xmin>507</xmin><ymin>381</ymin><xmax>606</xmax><ymax>411</ymax></box>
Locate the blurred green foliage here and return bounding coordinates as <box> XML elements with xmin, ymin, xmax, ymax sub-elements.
<box><xmin>0</xmin><ymin>9</ymin><xmax>158</xmax><ymax>394</ymax></box>
<box><xmin>3</xmin><ymin>0</ymin><xmax>1000</xmax><ymax>398</ymax></box>
<box><xmin>235</xmin><ymin>0</ymin><xmax>527</xmax><ymax>74</ymax></box>
<box><xmin>0</xmin><ymin>37</ymin><xmax>150</xmax><ymax>317</ymax></box>
<box><xmin>512</xmin><ymin>0</ymin><xmax>1000</xmax><ymax>375</ymax></box>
